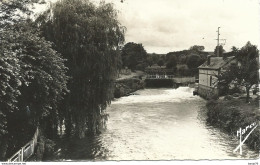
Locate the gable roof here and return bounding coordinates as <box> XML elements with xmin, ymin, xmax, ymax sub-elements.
<box><xmin>198</xmin><ymin>56</ymin><xmax>236</xmax><ymax>70</ymax></box>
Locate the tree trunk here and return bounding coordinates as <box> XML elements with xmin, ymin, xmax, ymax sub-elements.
<box><xmin>65</xmin><ymin>114</ymin><xmax>72</xmax><ymax>137</ymax></box>
<box><xmin>246</xmin><ymin>87</ymin><xmax>250</xmax><ymax>103</ymax></box>
<box><xmin>87</xmin><ymin>113</ymin><xmax>97</xmax><ymax>135</ymax></box>
<box><xmin>75</xmin><ymin>115</ymin><xmax>86</xmax><ymax>139</ymax></box>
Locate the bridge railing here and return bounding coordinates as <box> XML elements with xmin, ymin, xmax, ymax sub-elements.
<box><xmin>7</xmin><ymin>127</ymin><xmax>39</xmax><ymax>162</ymax></box>
<box><xmin>146</xmin><ymin>75</ymin><xmax>175</xmax><ymax>79</ymax></box>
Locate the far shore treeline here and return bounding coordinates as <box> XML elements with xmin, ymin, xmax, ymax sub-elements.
<box><xmin>0</xmin><ymin>0</ymin><xmax>259</xmax><ymax>161</ymax></box>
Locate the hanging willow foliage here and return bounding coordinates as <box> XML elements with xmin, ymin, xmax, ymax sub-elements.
<box><xmin>37</xmin><ymin>0</ymin><xmax>125</xmax><ymax>138</ymax></box>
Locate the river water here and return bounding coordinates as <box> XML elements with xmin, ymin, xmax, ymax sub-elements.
<box><xmin>54</xmin><ymin>87</ymin><xmax>259</xmax><ymax>161</ymax></box>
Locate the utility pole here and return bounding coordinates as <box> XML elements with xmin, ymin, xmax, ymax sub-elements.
<box><xmin>215</xmin><ymin>27</ymin><xmax>226</xmax><ymax>57</ymax></box>
<box><xmin>216</xmin><ymin>27</ymin><xmax>220</xmax><ymax>57</ymax></box>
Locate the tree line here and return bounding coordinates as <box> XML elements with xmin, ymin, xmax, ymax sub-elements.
<box><xmin>120</xmin><ymin>43</ymin><xmax>208</xmax><ymax>77</ymax></box>
<box><xmin>120</xmin><ymin>42</ymin><xmax>258</xmax><ymax>83</ymax></box>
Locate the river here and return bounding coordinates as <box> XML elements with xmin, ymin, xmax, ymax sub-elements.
<box><xmin>53</xmin><ymin>87</ymin><xmax>259</xmax><ymax>161</ymax></box>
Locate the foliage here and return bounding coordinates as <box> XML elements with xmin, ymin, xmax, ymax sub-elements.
<box><xmin>236</xmin><ymin>42</ymin><xmax>259</xmax><ymax>102</ymax></box>
<box><xmin>186</xmin><ymin>54</ymin><xmax>202</xmax><ymax>69</ymax></box>
<box><xmin>0</xmin><ymin>30</ymin><xmax>21</xmax><ymax>141</ymax></box>
<box><xmin>206</xmin><ymin>99</ymin><xmax>260</xmax><ymax>151</ymax></box>
<box><xmin>177</xmin><ymin>65</ymin><xmax>190</xmax><ymax>76</ymax></box>
<box><xmin>189</xmin><ymin>45</ymin><xmax>205</xmax><ymax>53</ymax></box>
<box><xmin>0</xmin><ymin>22</ymin><xmax>68</xmax><ymax>159</ymax></box>
<box><xmin>0</xmin><ymin>0</ymin><xmax>68</xmax><ymax>160</ymax></box>
<box><xmin>166</xmin><ymin>55</ymin><xmax>177</xmax><ymax>69</ymax></box>
<box><xmin>146</xmin><ymin>56</ymin><xmax>154</xmax><ymax>67</ymax></box>
<box><xmin>179</xmin><ymin>55</ymin><xmax>187</xmax><ymax>64</ymax></box>
<box><xmin>121</xmin><ymin>42</ymin><xmax>147</xmax><ymax>70</ymax></box>
<box><xmin>37</xmin><ymin>0</ymin><xmax>125</xmax><ymax>137</ymax></box>
<box><xmin>166</xmin><ymin>52</ymin><xmax>180</xmax><ymax>62</ymax></box>
<box><xmin>216</xmin><ymin>64</ymin><xmax>237</xmax><ymax>95</ymax></box>
<box><xmin>151</xmin><ymin>54</ymin><xmax>161</xmax><ymax>64</ymax></box>
<box><xmin>223</xmin><ymin>47</ymin><xmax>239</xmax><ymax>58</ymax></box>
<box><xmin>217</xmin><ymin>42</ymin><xmax>259</xmax><ymax>102</ymax></box>
<box><xmin>231</xmin><ymin>46</ymin><xmax>239</xmax><ymax>53</ymax></box>
<box><xmin>157</xmin><ymin>60</ymin><xmax>164</xmax><ymax>67</ymax></box>
<box><xmin>0</xmin><ymin>0</ymin><xmax>45</xmax><ymax>28</ymax></box>
<box><xmin>214</xmin><ymin>45</ymin><xmax>225</xmax><ymax>57</ymax></box>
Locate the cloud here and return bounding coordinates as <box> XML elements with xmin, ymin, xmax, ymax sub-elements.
<box><xmin>109</xmin><ymin>0</ymin><xmax>259</xmax><ymax>53</ymax></box>
<box><xmin>35</xmin><ymin>0</ymin><xmax>260</xmax><ymax>53</ymax></box>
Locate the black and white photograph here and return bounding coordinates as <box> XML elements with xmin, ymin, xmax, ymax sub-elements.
<box><xmin>0</xmin><ymin>0</ymin><xmax>259</xmax><ymax>164</ymax></box>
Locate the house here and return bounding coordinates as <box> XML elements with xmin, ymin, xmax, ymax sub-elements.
<box><xmin>197</xmin><ymin>56</ymin><xmax>238</xmax><ymax>98</ymax></box>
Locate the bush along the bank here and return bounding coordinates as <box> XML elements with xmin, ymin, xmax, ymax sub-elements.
<box><xmin>206</xmin><ymin>99</ymin><xmax>260</xmax><ymax>151</ymax></box>
<box><xmin>114</xmin><ymin>78</ymin><xmax>145</xmax><ymax>98</ymax></box>
<box><xmin>27</xmin><ymin>130</ymin><xmax>55</xmax><ymax>161</ymax></box>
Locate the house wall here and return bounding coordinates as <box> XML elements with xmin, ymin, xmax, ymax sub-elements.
<box><xmin>197</xmin><ymin>58</ymin><xmax>238</xmax><ymax>98</ymax></box>
<box><xmin>198</xmin><ymin>69</ymin><xmax>219</xmax><ymax>98</ymax></box>
<box><xmin>198</xmin><ymin>84</ymin><xmax>218</xmax><ymax>99</ymax></box>
<box><xmin>199</xmin><ymin>69</ymin><xmax>219</xmax><ymax>87</ymax></box>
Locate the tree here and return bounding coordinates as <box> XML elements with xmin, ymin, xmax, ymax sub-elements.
<box><xmin>216</xmin><ymin>64</ymin><xmax>239</xmax><ymax>96</ymax></box>
<box><xmin>223</xmin><ymin>46</ymin><xmax>239</xmax><ymax>58</ymax></box>
<box><xmin>147</xmin><ymin>56</ymin><xmax>154</xmax><ymax>67</ymax></box>
<box><xmin>179</xmin><ymin>55</ymin><xmax>187</xmax><ymax>64</ymax></box>
<box><xmin>0</xmin><ymin>30</ymin><xmax>21</xmax><ymax>160</ymax></box>
<box><xmin>189</xmin><ymin>45</ymin><xmax>205</xmax><ymax>53</ymax></box>
<box><xmin>214</xmin><ymin>45</ymin><xmax>225</xmax><ymax>57</ymax></box>
<box><xmin>1</xmin><ymin>0</ymin><xmax>68</xmax><ymax>159</ymax></box>
<box><xmin>217</xmin><ymin>42</ymin><xmax>259</xmax><ymax>103</ymax></box>
<box><xmin>157</xmin><ymin>60</ymin><xmax>164</xmax><ymax>67</ymax></box>
<box><xmin>178</xmin><ymin>65</ymin><xmax>188</xmax><ymax>76</ymax></box>
<box><xmin>121</xmin><ymin>42</ymin><xmax>147</xmax><ymax>70</ymax></box>
<box><xmin>186</xmin><ymin>55</ymin><xmax>202</xmax><ymax>69</ymax></box>
<box><xmin>186</xmin><ymin>55</ymin><xmax>203</xmax><ymax>76</ymax></box>
<box><xmin>166</xmin><ymin>52</ymin><xmax>177</xmax><ymax>61</ymax></box>
<box><xmin>17</xmin><ymin>23</ymin><xmax>68</xmax><ymax>135</ymax></box>
<box><xmin>236</xmin><ymin>42</ymin><xmax>259</xmax><ymax>103</ymax></box>
<box><xmin>0</xmin><ymin>22</ymin><xmax>68</xmax><ymax>159</ymax></box>
<box><xmin>166</xmin><ymin>55</ymin><xmax>177</xmax><ymax>69</ymax></box>
<box><xmin>38</xmin><ymin>0</ymin><xmax>125</xmax><ymax>138</ymax></box>
<box><xmin>0</xmin><ymin>0</ymin><xmax>45</xmax><ymax>28</ymax></box>
<box><xmin>151</xmin><ymin>54</ymin><xmax>160</xmax><ymax>64</ymax></box>
<box><xmin>231</xmin><ymin>46</ymin><xmax>239</xmax><ymax>53</ymax></box>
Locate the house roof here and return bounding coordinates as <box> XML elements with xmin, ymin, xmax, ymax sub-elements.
<box><xmin>198</xmin><ymin>56</ymin><xmax>236</xmax><ymax>70</ymax></box>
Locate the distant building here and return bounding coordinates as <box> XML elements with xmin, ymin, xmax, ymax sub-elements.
<box><xmin>197</xmin><ymin>56</ymin><xmax>237</xmax><ymax>98</ymax></box>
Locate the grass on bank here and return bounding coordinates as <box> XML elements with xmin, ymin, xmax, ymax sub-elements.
<box><xmin>206</xmin><ymin>97</ymin><xmax>260</xmax><ymax>151</ymax></box>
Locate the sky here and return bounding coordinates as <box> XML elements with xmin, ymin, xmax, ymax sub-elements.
<box><xmin>35</xmin><ymin>0</ymin><xmax>260</xmax><ymax>54</ymax></box>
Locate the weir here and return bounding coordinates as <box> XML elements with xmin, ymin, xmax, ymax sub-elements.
<box><xmin>144</xmin><ymin>66</ymin><xmax>195</xmax><ymax>87</ymax></box>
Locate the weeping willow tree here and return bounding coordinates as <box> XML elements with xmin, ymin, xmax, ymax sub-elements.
<box><xmin>37</xmin><ymin>0</ymin><xmax>125</xmax><ymax>138</ymax></box>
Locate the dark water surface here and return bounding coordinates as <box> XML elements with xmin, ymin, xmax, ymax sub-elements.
<box><xmin>53</xmin><ymin>87</ymin><xmax>259</xmax><ymax>160</ymax></box>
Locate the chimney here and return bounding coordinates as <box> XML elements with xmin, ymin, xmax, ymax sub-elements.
<box><xmin>207</xmin><ymin>55</ymin><xmax>211</xmax><ymax>65</ymax></box>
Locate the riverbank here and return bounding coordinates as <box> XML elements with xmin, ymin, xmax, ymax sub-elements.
<box><xmin>206</xmin><ymin>97</ymin><xmax>260</xmax><ymax>152</ymax></box>
<box><xmin>114</xmin><ymin>78</ymin><xmax>145</xmax><ymax>98</ymax></box>
<box><xmin>114</xmin><ymin>71</ymin><xmax>145</xmax><ymax>98</ymax></box>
